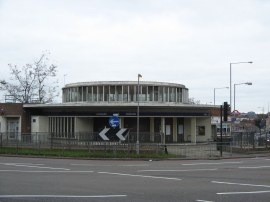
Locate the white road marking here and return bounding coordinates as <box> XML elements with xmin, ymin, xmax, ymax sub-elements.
<box><xmin>217</xmin><ymin>190</ymin><xmax>270</xmax><ymax>195</ymax></box>
<box><xmin>239</xmin><ymin>166</ymin><xmax>270</xmax><ymax>169</ymax></box>
<box><xmin>0</xmin><ymin>163</ymin><xmax>44</xmax><ymax>166</ymax></box>
<box><xmin>71</xmin><ymin>163</ymin><xmax>149</xmax><ymax>167</ymax></box>
<box><xmin>196</xmin><ymin>200</ymin><xmax>214</xmax><ymax>202</ymax></box>
<box><xmin>0</xmin><ymin>163</ymin><xmax>69</xmax><ymax>170</ymax></box>
<box><xmin>71</xmin><ymin>164</ymin><xmax>113</xmax><ymax>167</ymax></box>
<box><xmin>0</xmin><ymin>170</ymin><xmax>93</xmax><ymax>173</ymax></box>
<box><xmin>120</xmin><ymin>164</ymin><xmax>150</xmax><ymax>167</ymax></box>
<box><xmin>0</xmin><ymin>194</ymin><xmax>127</xmax><ymax>198</ymax></box>
<box><xmin>182</xmin><ymin>162</ymin><xmax>242</xmax><ymax>166</ymax></box>
<box><xmin>212</xmin><ymin>181</ymin><xmax>270</xmax><ymax>188</ymax></box>
<box><xmin>98</xmin><ymin>171</ymin><xmax>182</xmax><ymax>181</ymax></box>
<box><xmin>137</xmin><ymin>168</ymin><xmax>218</xmax><ymax>172</ymax></box>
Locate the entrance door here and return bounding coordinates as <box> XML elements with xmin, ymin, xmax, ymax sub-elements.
<box><xmin>7</xmin><ymin>119</ymin><xmax>19</xmax><ymax>139</ymax></box>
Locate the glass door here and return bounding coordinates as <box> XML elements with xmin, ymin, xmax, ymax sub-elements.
<box><xmin>7</xmin><ymin>119</ymin><xmax>19</xmax><ymax>139</ymax></box>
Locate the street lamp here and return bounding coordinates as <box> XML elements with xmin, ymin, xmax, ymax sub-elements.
<box><xmin>64</xmin><ymin>74</ymin><xmax>67</xmax><ymax>85</ymax></box>
<box><xmin>233</xmin><ymin>82</ymin><xmax>252</xmax><ymax>112</ymax></box>
<box><xmin>230</xmin><ymin>62</ymin><xmax>252</xmax><ymax>109</ymax></box>
<box><xmin>214</xmin><ymin>86</ymin><xmax>229</xmax><ymax>105</ymax></box>
<box><xmin>136</xmin><ymin>73</ymin><xmax>142</xmax><ymax>155</ymax></box>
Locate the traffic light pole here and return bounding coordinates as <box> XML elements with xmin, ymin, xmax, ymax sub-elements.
<box><xmin>220</xmin><ymin>105</ymin><xmax>223</xmax><ymax>157</ymax></box>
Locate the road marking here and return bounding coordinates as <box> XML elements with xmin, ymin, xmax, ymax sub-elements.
<box><xmin>239</xmin><ymin>166</ymin><xmax>270</xmax><ymax>169</ymax></box>
<box><xmin>120</xmin><ymin>164</ymin><xmax>150</xmax><ymax>167</ymax></box>
<box><xmin>0</xmin><ymin>170</ymin><xmax>93</xmax><ymax>173</ymax></box>
<box><xmin>0</xmin><ymin>163</ymin><xmax>44</xmax><ymax>166</ymax></box>
<box><xmin>182</xmin><ymin>162</ymin><xmax>242</xmax><ymax>166</ymax></box>
<box><xmin>0</xmin><ymin>194</ymin><xmax>127</xmax><ymax>198</ymax></box>
<box><xmin>71</xmin><ymin>163</ymin><xmax>149</xmax><ymax>167</ymax></box>
<box><xmin>217</xmin><ymin>190</ymin><xmax>270</xmax><ymax>195</ymax></box>
<box><xmin>212</xmin><ymin>181</ymin><xmax>270</xmax><ymax>188</ymax></box>
<box><xmin>137</xmin><ymin>168</ymin><xmax>218</xmax><ymax>172</ymax></box>
<box><xmin>0</xmin><ymin>163</ymin><xmax>69</xmax><ymax>170</ymax></box>
<box><xmin>98</xmin><ymin>172</ymin><xmax>182</xmax><ymax>181</ymax></box>
<box><xmin>71</xmin><ymin>164</ymin><xmax>113</xmax><ymax>167</ymax></box>
<box><xmin>196</xmin><ymin>200</ymin><xmax>214</xmax><ymax>202</ymax></box>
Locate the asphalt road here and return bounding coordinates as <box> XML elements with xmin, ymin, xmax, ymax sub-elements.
<box><xmin>1</xmin><ymin>156</ymin><xmax>270</xmax><ymax>202</ymax></box>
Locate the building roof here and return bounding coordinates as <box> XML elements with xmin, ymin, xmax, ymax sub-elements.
<box><xmin>63</xmin><ymin>81</ymin><xmax>187</xmax><ymax>89</ymax></box>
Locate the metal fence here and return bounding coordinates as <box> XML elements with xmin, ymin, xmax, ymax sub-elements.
<box><xmin>231</xmin><ymin>132</ymin><xmax>270</xmax><ymax>149</ymax></box>
<box><xmin>0</xmin><ymin>131</ymin><xmax>177</xmax><ymax>145</ymax></box>
<box><xmin>1</xmin><ymin>132</ymin><xmax>270</xmax><ymax>159</ymax></box>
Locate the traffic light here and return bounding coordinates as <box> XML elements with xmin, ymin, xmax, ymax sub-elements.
<box><xmin>223</xmin><ymin>102</ymin><xmax>230</xmax><ymax>122</ymax></box>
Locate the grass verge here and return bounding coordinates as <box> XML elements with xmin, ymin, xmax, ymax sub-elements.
<box><xmin>0</xmin><ymin>147</ymin><xmax>177</xmax><ymax>159</ymax></box>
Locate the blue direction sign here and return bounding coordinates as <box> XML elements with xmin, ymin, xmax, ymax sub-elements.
<box><xmin>109</xmin><ymin>116</ymin><xmax>120</xmax><ymax>128</ymax></box>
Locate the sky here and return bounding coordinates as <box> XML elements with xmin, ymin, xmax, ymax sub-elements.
<box><xmin>0</xmin><ymin>0</ymin><xmax>269</xmax><ymax>113</ymax></box>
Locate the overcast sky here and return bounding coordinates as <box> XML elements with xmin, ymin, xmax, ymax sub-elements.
<box><xmin>0</xmin><ymin>0</ymin><xmax>269</xmax><ymax>113</ymax></box>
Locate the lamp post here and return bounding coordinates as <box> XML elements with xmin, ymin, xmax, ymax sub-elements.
<box><xmin>64</xmin><ymin>74</ymin><xmax>67</xmax><ymax>85</ymax></box>
<box><xmin>230</xmin><ymin>62</ymin><xmax>252</xmax><ymax>109</ymax></box>
<box><xmin>214</xmin><ymin>87</ymin><xmax>229</xmax><ymax>105</ymax></box>
<box><xmin>233</xmin><ymin>82</ymin><xmax>252</xmax><ymax>112</ymax></box>
<box><xmin>136</xmin><ymin>73</ymin><xmax>142</xmax><ymax>155</ymax></box>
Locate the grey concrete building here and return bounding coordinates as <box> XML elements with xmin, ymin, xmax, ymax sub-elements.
<box><xmin>15</xmin><ymin>81</ymin><xmax>215</xmax><ymax>143</ymax></box>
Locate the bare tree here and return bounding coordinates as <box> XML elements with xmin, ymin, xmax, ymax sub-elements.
<box><xmin>188</xmin><ymin>97</ymin><xmax>201</xmax><ymax>104</ymax></box>
<box><xmin>1</xmin><ymin>52</ymin><xmax>59</xmax><ymax>103</ymax></box>
<box><xmin>33</xmin><ymin>53</ymin><xmax>58</xmax><ymax>103</ymax></box>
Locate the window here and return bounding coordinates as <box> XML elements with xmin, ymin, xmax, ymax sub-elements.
<box><xmin>98</xmin><ymin>86</ymin><xmax>103</xmax><ymax>102</ymax></box>
<box><xmin>158</xmin><ymin>86</ymin><xmax>162</xmax><ymax>102</ymax></box>
<box><xmin>123</xmin><ymin>85</ymin><xmax>128</xmax><ymax>102</ymax></box>
<box><xmin>197</xmin><ymin>126</ymin><xmax>205</xmax><ymax>136</ymax></box>
<box><xmin>104</xmin><ymin>86</ymin><xmax>109</xmax><ymax>101</ymax></box>
<box><xmin>116</xmin><ymin>86</ymin><xmax>123</xmax><ymax>101</ymax></box>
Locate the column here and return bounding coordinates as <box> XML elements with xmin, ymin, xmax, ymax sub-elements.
<box><xmin>190</xmin><ymin>118</ymin><xmax>197</xmax><ymax>144</ymax></box>
<box><xmin>173</xmin><ymin>117</ymin><xmax>177</xmax><ymax>142</ymax></box>
<box><xmin>161</xmin><ymin>117</ymin><xmax>165</xmax><ymax>144</ymax></box>
<box><xmin>150</xmin><ymin>117</ymin><xmax>155</xmax><ymax>142</ymax></box>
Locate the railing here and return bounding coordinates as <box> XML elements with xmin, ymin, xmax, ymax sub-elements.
<box><xmin>0</xmin><ymin>132</ymin><xmax>235</xmax><ymax>158</ymax></box>
<box><xmin>1</xmin><ymin>132</ymin><xmax>269</xmax><ymax>159</ymax></box>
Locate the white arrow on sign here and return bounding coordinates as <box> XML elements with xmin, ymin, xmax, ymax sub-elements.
<box><xmin>109</xmin><ymin>119</ymin><xmax>119</xmax><ymax>127</ymax></box>
<box><xmin>99</xmin><ymin>128</ymin><xmax>110</xmax><ymax>140</ymax></box>
<box><xmin>116</xmin><ymin>128</ymin><xmax>128</xmax><ymax>141</ymax></box>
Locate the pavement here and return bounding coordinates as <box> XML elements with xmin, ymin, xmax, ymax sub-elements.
<box><xmin>1</xmin><ymin>156</ymin><xmax>270</xmax><ymax>202</ymax></box>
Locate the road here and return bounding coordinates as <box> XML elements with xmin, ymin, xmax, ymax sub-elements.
<box><xmin>1</xmin><ymin>156</ymin><xmax>270</xmax><ymax>202</ymax></box>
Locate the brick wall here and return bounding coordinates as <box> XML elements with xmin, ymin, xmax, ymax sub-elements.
<box><xmin>0</xmin><ymin>103</ymin><xmax>31</xmax><ymax>133</ymax></box>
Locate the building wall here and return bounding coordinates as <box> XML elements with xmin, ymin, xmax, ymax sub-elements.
<box><xmin>0</xmin><ymin>103</ymin><xmax>30</xmax><ymax>136</ymax></box>
<box><xmin>196</xmin><ymin>117</ymin><xmax>212</xmax><ymax>142</ymax></box>
<box><xmin>31</xmin><ymin>116</ymin><xmax>49</xmax><ymax>133</ymax></box>
<box><xmin>0</xmin><ymin>103</ymin><xmax>31</xmax><ymax>133</ymax></box>
<box><xmin>75</xmin><ymin>117</ymin><xmax>93</xmax><ymax>133</ymax></box>
<box><xmin>184</xmin><ymin>118</ymin><xmax>192</xmax><ymax>141</ymax></box>
<box><xmin>183</xmin><ymin>117</ymin><xmax>212</xmax><ymax>143</ymax></box>
<box><xmin>0</xmin><ymin>116</ymin><xmax>6</xmax><ymax>133</ymax></box>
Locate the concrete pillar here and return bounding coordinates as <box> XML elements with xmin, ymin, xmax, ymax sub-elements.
<box><xmin>120</xmin><ymin>117</ymin><xmax>124</xmax><ymax>128</ymax></box>
<box><xmin>190</xmin><ymin>118</ymin><xmax>197</xmax><ymax>143</ymax></box>
<box><xmin>173</xmin><ymin>117</ymin><xmax>177</xmax><ymax>142</ymax></box>
<box><xmin>161</xmin><ymin>117</ymin><xmax>165</xmax><ymax>144</ymax></box>
<box><xmin>150</xmin><ymin>117</ymin><xmax>155</xmax><ymax>142</ymax></box>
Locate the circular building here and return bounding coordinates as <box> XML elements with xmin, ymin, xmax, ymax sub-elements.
<box><xmin>62</xmin><ymin>81</ymin><xmax>189</xmax><ymax>104</ymax></box>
